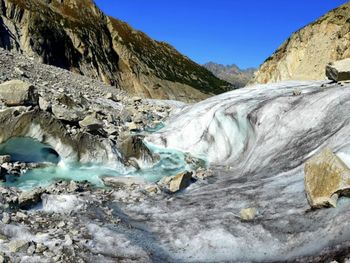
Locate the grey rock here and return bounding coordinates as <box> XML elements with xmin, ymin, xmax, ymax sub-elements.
<box><xmin>27</xmin><ymin>243</ymin><xmax>36</xmax><ymax>255</ymax></box>
<box><xmin>0</xmin><ymin>155</ymin><xmax>11</xmax><ymax>164</ymax></box>
<box><xmin>0</xmin><ymin>80</ymin><xmax>38</xmax><ymax>106</ymax></box>
<box><xmin>158</xmin><ymin>172</ymin><xmax>193</xmax><ymax>193</ymax></box>
<box><xmin>326</xmin><ymin>58</ymin><xmax>350</xmax><ymax>81</ymax></box>
<box><xmin>18</xmin><ymin>188</ymin><xmax>45</xmax><ymax>209</ymax></box>
<box><xmin>79</xmin><ymin>114</ymin><xmax>103</xmax><ymax>131</ymax></box>
<box><xmin>102</xmin><ymin>176</ymin><xmax>146</xmax><ymax>188</ymax></box>
<box><xmin>51</xmin><ymin>103</ymin><xmax>85</xmax><ymax>122</ymax></box>
<box><xmin>193</xmin><ymin>168</ymin><xmax>213</xmax><ymax>180</ymax></box>
<box><xmin>8</xmin><ymin>240</ymin><xmax>29</xmax><ymax>253</ymax></box>
<box><xmin>2</xmin><ymin>212</ymin><xmax>10</xmax><ymax>224</ymax></box>
<box><xmin>38</xmin><ymin>96</ymin><xmax>51</xmax><ymax>111</ymax></box>
<box><xmin>35</xmin><ymin>243</ymin><xmax>48</xmax><ymax>254</ymax></box>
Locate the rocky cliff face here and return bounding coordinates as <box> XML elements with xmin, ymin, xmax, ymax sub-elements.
<box><xmin>203</xmin><ymin>62</ymin><xmax>255</xmax><ymax>87</ymax></box>
<box><xmin>252</xmin><ymin>2</ymin><xmax>350</xmax><ymax>84</ymax></box>
<box><xmin>0</xmin><ymin>0</ymin><xmax>230</xmax><ymax>102</ymax></box>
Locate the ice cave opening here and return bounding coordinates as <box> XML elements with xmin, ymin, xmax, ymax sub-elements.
<box><xmin>0</xmin><ymin>137</ymin><xmax>61</xmax><ymax>164</ymax></box>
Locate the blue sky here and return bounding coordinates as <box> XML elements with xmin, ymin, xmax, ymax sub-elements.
<box><xmin>95</xmin><ymin>0</ymin><xmax>348</xmax><ymax>69</ymax></box>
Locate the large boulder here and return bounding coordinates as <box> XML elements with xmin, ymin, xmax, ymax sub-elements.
<box><xmin>0</xmin><ymin>80</ymin><xmax>38</xmax><ymax>106</ymax></box>
<box><xmin>79</xmin><ymin>114</ymin><xmax>103</xmax><ymax>131</ymax></box>
<box><xmin>51</xmin><ymin>104</ymin><xmax>86</xmax><ymax>122</ymax></box>
<box><xmin>326</xmin><ymin>58</ymin><xmax>350</xmax><ymax>81</ymax></box>
<box><xmin>18</xmin><ymin>188</ymin><xmax>45</xmax><ymax>209</ymax></box>
<box><xmin>158</xmin><ymin>171</ymin><xmax>193</xmax><ymax>193</ymax></box>
<box><xmin>304</xmin><ymin>148</ymin><xmax>350</xmax><ymax>208</ymax></box>
<box><xmin>120</xmin><ymin>136</ymin><xmax>159</xmax><ymax>166</ymax></box>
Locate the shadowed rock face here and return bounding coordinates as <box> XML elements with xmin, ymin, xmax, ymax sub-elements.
<box><xmin>0</xmin><ymin>0</ymin><xmax>231</xmax><ymax>102</ymax></box>
<box><xmin>251</xmin><ymin>2</ymin><xmax>350</xmax><ymax>84</ymax></box>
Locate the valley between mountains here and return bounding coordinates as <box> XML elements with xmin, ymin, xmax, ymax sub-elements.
<box><xmin>0</xmin><ymin>1</ymin><xmax>349</xmax><ymax>263</ymax></box>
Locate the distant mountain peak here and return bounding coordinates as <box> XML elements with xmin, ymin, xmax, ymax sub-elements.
<box><xmin>203</xmin><ymin>62</ymin><xmax>256</xmax><ymax>88</ymax></box>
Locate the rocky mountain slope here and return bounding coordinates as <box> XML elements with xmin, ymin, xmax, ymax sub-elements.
<box><xmin>251</xmin><ymin>2</ymin><xmax>350</xmax><ymax>84</ymax></box>
<box><xmin>203</xmin><ymin>62</ymin><xmax>255</xmax><ymax>87</ymax></box>
<box><xmin>0</xmin><ymin>0</ymin><xmax>230</xmax><ymax>102</ymax></box>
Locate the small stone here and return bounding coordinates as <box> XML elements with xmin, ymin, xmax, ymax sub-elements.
<box><xmin>68</xmin><ymin>181</ymin><xmax>79</xmax><ymax>192</ymax></box>
<box><xmin>70</xmin><ymin>229</ymin><xmax>79</xmax><ymax>236</ymax></box>
<box><xmin>8</xmin><ymin>240</ymin><xmax>29</xmax><ymax>253</ymax></box>
<box><xmin>27</xmin><ymin>243</ymin><xmax>36</xmax><ymax>255</ymax></box>
<box><xmin>193</xmin><ymin>168</ymin><xmax>213</xmax><ymax>180</ymax></box>
<box><xmin>15</xmin><ymin>211</ymin><xmax>28</xmax><ymax>220</ymax></box>
<box><xmin>14</xmin><ymin>67</ymin><xmax>25</xmax><ymax>76</ymax></box>
<box><xmin>65</xmin><ymin>235</ymin><xmax>73</xmax><ymax>246</ymax></box>
<box><xmin>39</xmin><ymin>96</ymin><xmax>51</xmax><ymax>111</ymax></box>
<box><xmin>105</xmin><ymin>92</ymin><xmax>119</xmax><ymax>102</ymax></box>
<box><xmin>43</xmin><ymin>251</ymin><xmax>55</xmax><ymax>258</ymax></box>
<box><xmin>146</xmin><ymin>185</ymin><xmax>159</xmax><ymax>194</ymax></box>
<box><xmin>57</xmin><ymin>221</ymin><xmax>66</xmax><ymax>228</ymax></box>
<box><xmin>126</xmin><ymin>122</ymin><xmax>139</xmax><ymax>131</ymax></box>
<box><xmin>0</xmin><ymin>234</ymin><xmax>8</xmax><ymax>241</ymax></box>
<box><xmin>292</xmin><ymin>88</ymin><xmax>302</xmax><ymax>96</ymax></box>
<box><xmin>102</xmin><ymin>176</ymin><xmax>146</xmax><ymax>188</ymax></box>
<box><xmin>2</xmin><ymin>212</ymin><xmax>10</xmax><ymax>224</ymax></box>
<box><xmin>0</xmin><ymin>155</ymin><xmax>11</xmax><ymax>164</ymax></box>
<box><xmin>35</xmin><ymin>243</ymin><xmax>48</xmax><ymax>253</ymax></box>
<box><xmin>132</xmin><ymin>97</ymin><xmax>142</xmax><ymax>103</ymax></box>
<box><xmin>240</xmin><ymin>207</ymin><xmax>257</xmax><ymax>221</ymax></box>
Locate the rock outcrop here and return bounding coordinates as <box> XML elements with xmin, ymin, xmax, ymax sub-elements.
<box><xmin>251</xmin><ymin>2</ymin><xmax>350</xmax><ymax>84</ymax></box>
<box><xmin>0</xmin><ymin>0</ymin><xmax>230</xmax><ymax>102</ymax></box>
<box><xmin>304</xmin><ymin>148</ymin><xmax>350</xmax><ymax>208</ymax></box>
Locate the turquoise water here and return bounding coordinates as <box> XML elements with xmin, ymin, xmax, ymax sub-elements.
<box><xmin>1</xmin><ymin>137</ymin><xmax>200</xmax><ymax>190</ymax></box>
<box><xmin>0</xmin><ymin>137</ymin><xmax>60</xmax><ymax>164</ymax></box>
<box><xmin>144</xmin><ymin>122</ymin><xmax>165</xmax><ymax>133</ymax></box>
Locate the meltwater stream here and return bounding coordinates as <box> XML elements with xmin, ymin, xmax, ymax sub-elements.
<box><xmin>0</xmin><ymin>136</ymin><xmax>194</xmax><ymax>191</ymax></box>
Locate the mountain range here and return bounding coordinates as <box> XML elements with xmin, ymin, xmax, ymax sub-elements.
<box><xmin>203</xmin><ymin>62</ymin><xmax>256</xmax><ymax>88</ymax></box>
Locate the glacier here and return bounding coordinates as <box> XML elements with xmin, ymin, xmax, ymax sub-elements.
<box><xmin>125</xmin><ymin>80</ymin><xmax>350</xmax><ymax>262</ymax></box>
